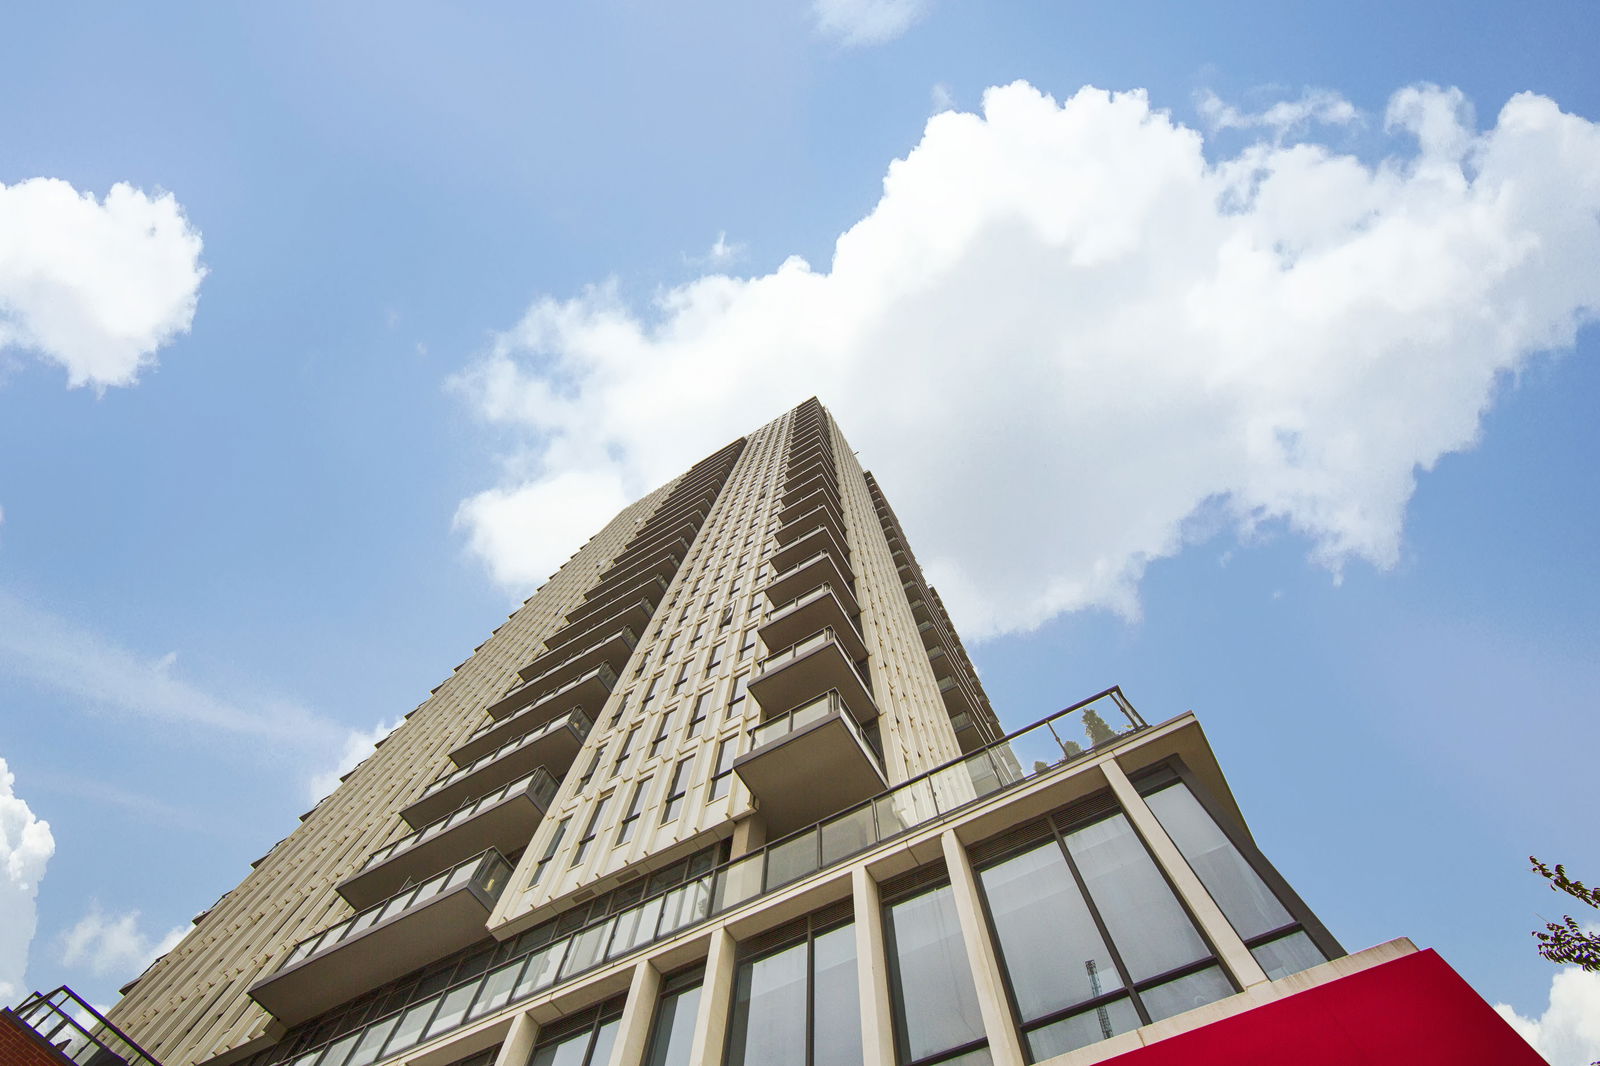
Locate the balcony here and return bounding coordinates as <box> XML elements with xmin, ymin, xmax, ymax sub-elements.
<box><xmin>338</xmin><ymin>769</ymin><xmax>557</xmax><ymax>909</ymax></box>
<box><xmin>783</xmin><ymin>452</ymin><xmax>833</xmax><ymax>486</ymax></box>
<box><xmin>780</xmin><ymin>474</ymin><xmax>842</xmax><ymax>515</ymax></box>
<box><xmin>761</xmin><ymin>585</ymin><xmax>865</xmax><ymax>663</ymax></box>
<box><xmin>483</xmin><ymin>662</ymin><xmax>616</xmax><ymax>732</ymax></box>
<box><xmin>938</xmin><ymin>673</ymin><xmax>980</xmax><ymax>722</ymax></box>
<box><xmin>579</xmin><ymin>548</ymin><xmax>681</xmax><ymax>608</ymax></box>
<box><xmin>774</xmin><ymin>503</ymin><xmax>847</xmax><ymax>549</ymax></box>
<box><xmin>250</xmin><ymin>851</ymin><xmax>511</xmax><ymax>1026</ymax></box>
<box><xmin>764</xmin><ymin>551</ymin><xmax>857</xmax><ymax>615</ymax></box>
<box><xmin>749</xmin><ymin>627</ymin><xmax>877</xmax><ymax>725</ymax></box>
<box><xmin>612</xmin><ymin>518</ymin><xmax>698</xmax><ymax>566</ymax></box>
<box><xmin>563</xmin><ymin>573</ymin><xmax>668</xmax><ymax>631</ymax></box>
<box><xmin>735</xmin><ymin>692</ymin><xmax>887</xmax><ymax>836</ymax></box>
<box><xmin>537</xmin><ymin>598</ymin><xmax>656</xmax><ymax>666</ymax></box>
<box><xmin>515</xmin><ymin>626</ymin><xmax>636</xmax><ymax>688</ymax></box>
<box><xmin>768</xmin><ymin>523</ymin><xmax>849</xmax><ymax>576</ymax></box>
<box><xmin>405</xmin><ymin>709</ymin><xmax>591</xmax><ymax>827</ymax></box>
<box><xmin>776</xmin><ymin>486</ymin><xmax>844</xmax><ymax>529</ymax></box>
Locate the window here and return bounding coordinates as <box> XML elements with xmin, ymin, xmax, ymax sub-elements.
<box><xmin>1143</xmin><ymin>777</ymin><xmax>1327</xmax><ymax>981</ymax></box>
<box><xmin>720</xmin><ymin>606</ymin><xmax>735</xmax><ymax>628</ymax></box>
<box><xmin>973</xmin><ymin>808</ymin><xmax>1237</xmax><ymax>1062</ymax></box>
<box><xmin>644</xmin><ymin>968</ymin><xmax>703</xmax><ymax>1066</ymax></box>
<box><xmin>726</xmin><ymin>916</ymin><xmax>860</xmax><ymax>1066</ymax></box>
<box><xmin>577</xmin><ymin>747</ymin><xmax>605</xmax><ymax>789</ymax></box>
<box><xmin>641</xmin><ymin>676</ymin><xmax>661</xmax><ymax>710</ymax></box>
<box><xmin>689</xmin><ymin>621</ymin><xmax>706</xmax><ymax>648</ymax></box>
<box><xmin>610</xmin><ymin>727</ymin><xmax>639</xmax><ymax>777</ymax></box>
<box><xmin>883</xmin><ymin>878</ymin><xmax>988</xmax><ymax>1066</ymax></box>
<box><xmin>663</xmin><ymin>634</ymin><xmax>679</xmax><ymax>659</ymax></box>
<box><xmin>661</xmin><ymin>756</ymin><xmax>695</xmax><ymax>824</ymax></box>
<box><xmin>616</xmin><ymin>777</ymin><xmax>653</xmax><ymax>846</ymax></box>
<box><xmin>738</xmin><ymin>629</ymin><xmax>756</xmax><ymax>662</ymax></box>
<box><xmin>706</xmin><ymin>641</ymin><xmax>724</xmax><ymax>673</ymax></box>
<box><xmin>528</xmin><ymin>1001</ymin><xmax>623</xmax><ymax>1066</ymax></box>
<box><xmin>727</xmin><ymin>673</ymin><xmax>749</xmax><ymax>713</ymax></box>
<box><xmin>673</xmin><ymin>662</ymin><xmax>690</xmax><ymax>692</ymax></box>
<box><xmin>572</xmin><ymin>795</ymin><xmax>613</xmax><ymax>866</ymax></box>
<box><xmin>686</xmin><ymin>691</ymin><xmax>712</xmax><ymax>738</ymax></box>
<box><xmin>530</xmin><ymin>819</ymin><xmax>569</xmax><ymax>886</ymax></box>
<box><xmin>650</xmin><ymin>709</ymin><xmax>676</xmax><ymax>757</ymax></box>
<box><xmin>708</xmin><ymin>739</ymin><xmax>737</xmax><ymax>800</ymax></box>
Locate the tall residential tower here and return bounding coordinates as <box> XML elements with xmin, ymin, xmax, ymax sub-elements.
<box><xmin>7</xmin><ymin>400</ymin><xmax>1541</xmax><ymax>1066</ymax></box>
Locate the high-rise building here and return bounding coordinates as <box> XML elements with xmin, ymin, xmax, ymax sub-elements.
<box><xmin>7</xmin><ymin>400</ymin><xmax>1540</xmax><ymax>1066</ymax></box>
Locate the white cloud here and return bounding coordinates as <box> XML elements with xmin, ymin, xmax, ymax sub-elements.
<box><xmin>453</xmin><ymin>82</ymin><xmax>1600</xmax><ymax>639</ymax></box>
<box><xmin>0</xmin><ymin>178</ymin><xmax>205</xmax><ymax>390</ymax></box>
<box><xmin>306</xmin><ymin>718</ymin><xmax>403</xmax><ymax>805</ymax></box>
<box><xmin>1197</xmin><ymin>87</ymin><xmax>1360</xmax><ymax>136</ymax></box>
<box><xmin>0</xmin><ymin>589</ymin><xmax>342</xmax><ymax>749</ymax></box>
<box><xmin>812</xmin><ymin>0</ymin><xmax>929</xmax><ymax>46</ymax></box>
<box><xmin>0</xmin><ymin>757</ymin><xmax>55</xmax><ymax>1006</ymax></box>
<box><xmin>1496</xmin><ymin>968</ymin><xmax>1600</xmax><ymax>1066</ymax></box>
<box><xmin>60</xmin><ymin>903</ymin><xmax>186</xmax><ymax>982</ymax></box>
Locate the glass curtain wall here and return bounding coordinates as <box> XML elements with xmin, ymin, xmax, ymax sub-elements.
<box><xmin>644</xmin><ymin>969</ymin><xmax>704</xmax><ymax>1066</ymax></box>
<box><xmin>526</xmin><ymin>1002</ymin><xmax>622</xmax><ymax>1066</ymax></box>
<box><xmin>882</xmin><ymin>879</ymin><xmax>990</xmax><ymax>1066</ymax></box>
<box><xmin>1141</xmin><ymin>778</ymin><xmax>1329</xmax><ymax>980</ymax></box>
<box><xmin>974</xmin><ymin>809</ymin><xmax>1237</xmax><ymax>1062</ymax></box>
<box><xmin>725</xmin><ymin>917</ymin><xmax>861</xmax><ymax>1066</ymax></box>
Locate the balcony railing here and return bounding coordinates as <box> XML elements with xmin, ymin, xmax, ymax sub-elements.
<box><xmin>427</xmin><ymin>710</ymin><xmax>590</xmax><ymax>800</ymax></box>
<box><xmin>279</xmin><ymin>850</ymin><xmax>511</xmax><ymax>972</ymax></box>
<box><xmin>363</xmin><ymin>770</ymin><xmax>557</xmax><ymax>873</ymax></box>
<box><xmin>6</xmin><ymin>987</ymin><xmax>161</xmax><ymax>1066</ymax></box>
<box><xmin>748</xmin><ymin>691</ymin><xmax>879</xmax><ymax>762</ymax></box>
<box><xmin>262</xmin><ymin>688</ymin><xmax>1146</xmax><ymax>1066</ymax></box>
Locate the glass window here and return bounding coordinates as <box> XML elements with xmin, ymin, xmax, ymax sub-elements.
<box><xmin>884</xmin><ymin>882</ymin><xmax>987</xmax><ymax>1065</ymax></box>
<box><xmin>977</xmin><ymin>842</ymin><xmax>1120</xmax><ymax>1022</ymax></box>
<box><xmin>1023</xmin><ymin>999</ymin><xmax>1141</xmax><ymax>1061</ymax></box>
<box><xmin>1251</xmin><ymin>930</ymin><xmax>1325</xmax><ymax>980</ymax></box>
<box><xmin>644</xmin><ymin>974</ymin><xmax>703</xmax><ymax>1066</ymax></box>
<box><xmin>1137</xmin><ymin>966</ymin><xmax>1233</xmax><ymax>1022</ymax></box>
<box><xmin>662</xmin><ymin>756</ymin><xmax>695</xmax><ymax>824</ymax></box>
<box><xmin>617</xmin><ymin>777</ymin><xmax>652</xmax><ymax>846</ymax></box>
<box><xmin>1144</xmin><ymin>782</ymin><xmax>1290</xmax><ymax>941</ymax></box>
<box><xmin>810</xmin><ymin>923</ymin><xmax>862</xmax><ymax>1066</ymax></box>
<box><xmin>1063</xmin><ymin>814</ymin><xmax>1209</xmax><ymax>982</ymax></box>
<box><xmin>531</xmin><ymin>819</ymin><xmax>570</xmax><ymax>886</ymax></box>
<box><xmin>708</xmin><ymin>740</ymin><xmax>737</xmax><ymax>800</ymax></box>
<box><xmin>726</xmin><ymin>920</ymin><xmax>860</xmax><ymax>1066</ymax></box>
<box><xmin>573</xmin><ymin>795</ymin><xmax>613</xmax><ymax>866</ymax></box>
<box><xmin>528</xmin><ymin>1008</ymin><xmax>622</xmax><ymax>1066</ymax></box>
<box><xmin>686</xmin><ymin>691</ymin><xmax>712</xmax><ymax>738</ymax></box>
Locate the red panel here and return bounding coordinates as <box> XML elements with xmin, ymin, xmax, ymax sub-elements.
<box><xmin>0</xmin><ymin>1011</ymin><xmax>77</xmax><ymax>1066</ymax></box>
<box><xmin>1099</xmin><ymin>949</ymin><xmax>1544</xmax><ymax>1066</ymax></box>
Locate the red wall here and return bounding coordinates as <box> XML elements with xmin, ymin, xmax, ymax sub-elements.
<box><xmin>1101</xmin><ymin>949</ymin><xmax>1545</xmax><ymax>1066</ymax></box>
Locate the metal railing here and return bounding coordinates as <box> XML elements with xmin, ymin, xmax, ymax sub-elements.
<box><xmin>266</xmin><ymin>688</ymin><xmax>1145</xmax><ymax>1066</ymax></box>
<box><xmin>7</xmin><ymin>987</ymin><xmax>163</xmax><ymax>1066</ymax></box>
<box><xmin>748</xmin><ymin>690</ymin><xmax>873</xmax><ymax>755</ymax></box>
<box><xmin>362</xmin><ymin>770</ymin><xmax>558</xmax><ymax>871</ymax></box>
<box><xmin>476</xmin><ymin>664</ymin><xmax>617</xmax><ymax>733</ymax></box>
<box><xmin>424</xmin><ymin>711</ymin><xmax>591</xmax><ymax>799</ymax></box>
<box><xmin>755</xmin><ymin>626</ymin><xmax>839</xmax><ymax>675</ymax></box>
<box><xmin>278</xmin><ymin>851</ymin><xmax>512</xmax><ymax>972</ymax></box>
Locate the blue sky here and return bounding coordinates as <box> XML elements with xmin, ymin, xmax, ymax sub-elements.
<box><xmin>1</xmin><ymin>1</ymin><xmax>1597</xmax><ymax>1060</ymax></box>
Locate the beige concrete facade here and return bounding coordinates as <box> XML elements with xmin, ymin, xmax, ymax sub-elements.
<box><xmin>94</xmin><ymin>400</ymin><xmax>1340</xmax><ymax>1066</ymax></box>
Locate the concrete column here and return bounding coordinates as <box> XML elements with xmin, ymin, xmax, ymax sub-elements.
<box><xmin>493</xmin><ymin>1011</ymin><xmax>539</xmax><ymax>1066</ymax></box>
<box><xmin>605</xmin><ymin>959</ymin><xmax>663</xmax><ymax>1066</ymax></box>
<box><xmin>1103</xmin><ymin>758</ymin><xmax>1270</xmax><ymax>988</ymax></box>
<box><xmin>851</xmin><ymin>866</ymin><xmax>897</xmax><ymax>1066</ymax></box>
<box><xmin>940</xmin><ymin>831</ymin><xmax>1025</xmax><ymax>1066</ymax></box>
<box><xmin>687</xmin><ymin>928</ymin><xmax>737</xmax><ymax>1066</ymax></box>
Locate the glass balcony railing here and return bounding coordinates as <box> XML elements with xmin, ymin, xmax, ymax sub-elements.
<box><xmin>748</xmin><ymin>691</ymin><xmax>877</xmax><ymax>759</ymax></box>
<box><xmin>265</xmin><ymin>688</ymin><xmax>1146</xmax><ymax>1066</ymax></box>
<box><xmin>362</xmin><ymin>770</ymin><xmax>558</xmax><ymax>872</ymax></box>
<box><xmin>8</xmin><ymin>987</ymin><xmax>160</xmax><ymax>1066</ymax></box>
<box><xmin>765</xmin><ymin>583</ymin><xmax>842</xmax><ymax>624</ymax></box>
<box><xmin>278</xmin><ymin>851</ymin><xmax>512</xmax><ymax>972</ymax></box>
<box><xmin>425</xmin><ymin>710</ymin><xmax>590</xmax><ymax>800</ymax></box>
<box><xmin>756</xmin><ymin>627</ymin><xmax>858</xmax><ymax>680</ymax></box>
<box><xmin>484</xmin><ymin>662</ymin><xmax>618</xmax><ymax>724</ymax></box>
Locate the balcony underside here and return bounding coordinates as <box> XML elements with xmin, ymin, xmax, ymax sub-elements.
<box><xmin>774</xmin><ymin>504</ymin><xmax>846</xmax><ymax>549</ymax></box>
<box><xmin>769</xmin><ymin>525</ymin><xmax>849</xmax><ymax>575</ymax></box>
<box><xmin>749</xmin><ymin>640</ymin><xmax>876</xmax><ymax>724</ymax></box>
<box><xmin>404</xmin><ymin>726</ymin><xmax>583</xmax><ymax>827</ymax></box>
<box><xmin>760</xmin><ymin>590</ymin><xmax>866</xmax><ymax>663</ymax></box>
<box><xmin>516</xmin><ymin>629</ymin><xmax>634</xmax><ymax>689</ymax></box>
<box><xmin>537</xmin><ymin>598</ymin><xmax>656</xmax><ymax>664</ymax></box>
<box><xmin>734</xmin><ymin>712</ymin><xmax>886</xmax><ymax>837</ymax></box>
<box><xmin>338</xmin><ymin>792</ymin><xmax>547</xmax><ymax>909</ymax></box>
<box><xmin>249</xmin><ymin>883</ymin><xmax>495</xmax><ymax>1026</ymax></box>
<box><xmin>765</xmin><ymin>554</ymin><xmax>857</xmax><ymax>615</ymax></box>
<box><xmin>776</xmin><ymin>487</ymin><xmax>843</xmax><ymax>529</ymax></box>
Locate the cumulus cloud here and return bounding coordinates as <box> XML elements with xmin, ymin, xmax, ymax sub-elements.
<box><xmin>0</xmin><ymin>178</ymin><xmax>204</xmax><ymax>390</ymax></box>
<box><xmin>306</xmin><ymin>718</ymin><xmax>403</xmax><ymax>805</ymax></box>
<box><xmin>452</xmin><ymin>81</ymin><xmax>1600</xmax><ymax>638</ymax></box>
<box><xmin>60</xmin><ymin>903</ymin><xmax>186</xmax><ymax>982</ymax></box>
<box><xmin>1497</xmin><ymin>968</ymin><xmax>1600</xmax><ymax>1065</ymax></box>
<box><xmin>812</xmin><ymin>0</ymin><xmax>929</xmax><ymax>46</ymax></box>
<box><xmin>1197</xmin><ymin>87</ymin><xmax>1360</xmax><ymax>135</ymax></box>
<box><xmin>0</xmin><ymin>757</ymin><xmax>55</xmax><ymax>1005</ymax></box>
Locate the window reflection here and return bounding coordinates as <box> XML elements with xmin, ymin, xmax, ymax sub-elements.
<box><xmin>644</xmin><ymin>971</ymin><xmax>703</xmax><ymax>1066</ymax></box>
<box><xmin>884</xmin><ymin>881</ymin><xmax>987</xmax><ymax>1066</ymax></box>
<box><xmin>726</xmin><ymin>918</ymin><xmax>860</xmax><ymax>1066</ymax></box>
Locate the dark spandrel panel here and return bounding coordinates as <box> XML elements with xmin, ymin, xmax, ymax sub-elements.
<box><xmin>1252</xmin><ymin>931</ymin><xmax>1326</xmax><ymax>981</ymax></box>
<box><xmin>1144</xmin><ymin>782</ymin><xmax>1291</xmax><ymax>941</ymax></box>
<box><xmin>1064</xmin><ymin>814</ymin><xmax>1210</xmax><ymax>982</ymax></box>
<box><xmin>1025</xmin><ymin>997</ymin><xmax>1142</xmax><ymax>1061</ymax></box>
<box><xmin>978</xmin><ymin>841</ymin><xmax>1121</xmax><ymax>1022</ymax></box>
<box><xmin>1138</xmin><ymin>965</ymin><xmax>1234</xmax><ymax>1023</ymax></box>
<box><xmin>884</xmin><ymin>884</ymin><xmax>987</xmax><ymax>1064</ymax></box>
